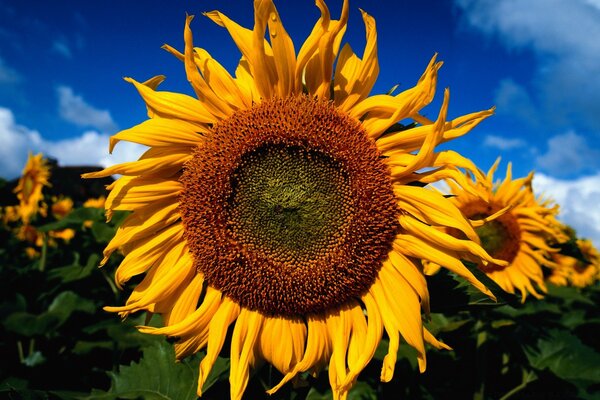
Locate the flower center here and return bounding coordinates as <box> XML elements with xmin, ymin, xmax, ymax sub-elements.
<box><xmin>456</xmin><ymin>201</ymin><xmax>521</xmax><ymax>273</ymax></box>
<box><xmin>229</xmin><ymin>144</ymin><xmax>352</xmax><ymax>267</ymax></box>
<box><xmin>179</xmin><ymin>96</ymin><xmax>399</xmax><ymax>317</ymax></box>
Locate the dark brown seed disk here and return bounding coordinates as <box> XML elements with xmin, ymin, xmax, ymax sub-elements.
<box><xmin>452</xmin><ymin>201</ymin><xmax>521</xmax><ymax>273</ymax></box>
<box><xmin>178</xmin><ymin>95</ymin><xmax>399</xmax><ymax>317</ymax></box>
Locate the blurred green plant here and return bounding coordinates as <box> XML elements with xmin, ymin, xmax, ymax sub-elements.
<box><xmin>0</xmin><ymin>190</ymin><xmax>599</xmax><ymax>399</ymax></box>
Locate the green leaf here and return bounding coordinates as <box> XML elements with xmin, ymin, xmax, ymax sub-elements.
<box><xmin>3</xmin><ymin>291</ymin><xmax>95</xmax><ymax>336</ymax></box>
<box><xmin>425</xmin><ymin>313</ymin><xmax>470</xmax><ymax>335</ymax></box>
<box><xmin>461</xmin><ymin>261</ymin><xmax>520</xmax><ymax>307</ymax></box>
<box><xmin>88</xmin><ymin>341</ymin><xmax>202</xmax><ymax>400</ymax></box>
<box><xmin>525</xmin><ymin>329</ymin><xmax>600</xmax><ymax>389</ymax></box>
<box><xmin>72</xmin><ymin>340</ymin><xmax>114</xmax><ymax>355</ymax></box>
<box><xmin>0</xmin><ymin>293</ymin><xmax>27</xmax><ymax>318</ymax></box>
<box><xmin>348</xmin><ymin>381</ymin><xmax>377</xmax><ymax>400</ymax></box>
<box><xmin>546</xmin><ymin>284</ymin><xmax>595</xmax><ymax>306</ymax></box>
<box><xmin>199</xmin><ymin>356</ymin><xmax>229</xmax><ymax>394</ymax></box>
<box><xmin>305</xmin><ymin>387</ymin><xmax>333</xmax><ymax>400</ymax></box>
<box><xmin>4</xmin><ymin>311</ymin><xmax>62</xmax><ymax>336</ymax></box>
<box><xmin>48</xmin><ymin>291</ymin><xmax>96</xmax><ymax>318</ymax></box>
<box><xmin>48</xmin><ymin>253</ymin><xmax>100</xmax><ymax>283</ymax></box>
<box><xmin>91</xmin><ymin>221</ymin><xmax>118</xmax><ymax>243</ymax></box>
<box><xmin>37</xmin><ymin>207</ymin><xmax>105</xmax><ymax>232</ymax></box>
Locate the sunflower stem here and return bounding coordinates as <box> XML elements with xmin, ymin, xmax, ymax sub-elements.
<box><xmin>101</xmin><ymin>268</ymin><xmax>119</xmax><ymax>297</ymax></box>
<box><xmin>473</xmin><ymin>320</ymin><xmax>487</xmax><ymax>400</ymax></box>
<box><xmin>498</xmin><ymin>369</ymin><xmax>537</xmax><ymax>400</ymax></box>
<box><xmin>38</xmin><ymin>233</ymin><xmax>48</xmax><ymax>272</ymax></box>
<box><xmin>17</xmin><ymin>340</ymin><xmax>24</xmax><ymax>363</ymax></box>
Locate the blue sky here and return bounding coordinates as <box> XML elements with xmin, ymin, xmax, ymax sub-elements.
<box><xmin>1</xmin><ymin>0</ymin><xmax>599</xmax><ymax>244</ymax></box>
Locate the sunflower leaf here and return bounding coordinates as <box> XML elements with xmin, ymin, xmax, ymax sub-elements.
<box><xmin>3</xmin><ymin>291</ymin><xmax>95</xmax><ymax>336</ymax></box>
<box><xmin>525</xmin><ymin>329</ymin><xmax>600</xmax><ymax>390</ymax></box>
<box><xmin>47</xmin><ymin>253</ymin><xmax>99</xmax><ymax>283</ymax></box>
<box><xmin>37</xmin><ymin>207</ymin><xmax>104</xmax><ymax>232</ymax></box>
<box><xmin>88</xmin><ymin>340</ymin><xmax>201</xmax><ymax>400</ymax></box>
<box><xmin>461</xmin><ymin>261</ymin><xmax>521</xmax><ymax>307</ymax></box>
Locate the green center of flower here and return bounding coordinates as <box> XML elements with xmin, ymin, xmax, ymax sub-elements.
<box><xmin>229</xmin><ymin>145</ymin><xmax>351</xmax><ymax>266</ymax></box>
<box><xmin>475</xmin><ymin>219</ymin><xmax>510</xmax><ymax>257</ymax></box>
<box><xmin>456</xmin><ymin>204</ymin><xmax>522</xmax><ymax>273</ymax></box>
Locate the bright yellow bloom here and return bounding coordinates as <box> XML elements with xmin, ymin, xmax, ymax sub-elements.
<box><xmin>86</xmin><ymin>1</ymin><xmax>501</xmax><ymax>398</ymax></box>
<box><xmin>549</xmin><ymin>239</ymin><xmax>600</xmax><ymax>288</ymax></box>
<box><xmin>83</xmin><ymin>196</ymin><xmax>106</xmax><ymax>209</ymax></box>
<box><xmin>16</xmin><ymin>224</ymin><xmax>75</xmax><ymax>247</ymax></box>
<box><xmin>14</xmin><ymin>153</ymin><xmax>51</xmax><ymax>224</ymax></box>
<box><xmin>16</xmin><ymin>224</ymin><xmax>44</xmax><ymax>247</ymax></box>
<box><xmin>25</xmin><ymin>247</ymin><xmax>40</xmax><ymax>259</ymax></box>
<box><xmin>50</xmin><ymin>228</ymin><xmax>76</xmax><ymax>243</ymax></box>
<box><xmin>51</xmin><ymin>197</ymin><xmax>74</xmax><ymax>219</ymax></box>
<box><xmin>1</xmin><ymin>205</ymin><xmax>21</xmax><ymax>226</ymax></box>
<box><xmin>427</xmin><ymin>159</ymin><xmax>567</xmax><ymax>301</ymax></box>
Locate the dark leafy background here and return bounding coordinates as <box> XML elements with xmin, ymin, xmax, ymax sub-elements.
<box><xmin>1</xmin><ymin>172</ymin><xmax>599</xmax><ymax>400</ymax></box>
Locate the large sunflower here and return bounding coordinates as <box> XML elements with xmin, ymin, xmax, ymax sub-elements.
<box><xmin>86</xmin><ymin>1</ymin><xmax>502</xmax><ymax>398</ymax></box>
<box><xmin>14</xmin><ymin>152</ymin><xmax>51</xmax><ymax>224</ymax></box>
<box><xmin>426</xmin><ymin>159</ymin><xmax>567</xmax><ymax>300</ymax></box>
<box><xmin>549</xmin><ymin>239</ymin><xmax>600</xmax><ymax>288</ymax></box>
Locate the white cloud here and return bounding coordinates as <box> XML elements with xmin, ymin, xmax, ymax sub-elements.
<box><xmin>52</xmin><ymin>39</ymin><xmax>72</xmax><ymax>59</ymax></box>
<box><xmin>483</xmin><ymin>134</ymin><xmax>526</xmax><ymax>150</ymax></box>
<box><xmin>533</xmin><ymin>172</ymin><xmax>600</xmax><ymax>247</ymax></box>
<box><xmin>0</xmin><ymin>107</ymin><xmax>144</xmax><ymax>180</ymax></box>
<box><xmin>456</xmin><ymin>0</ymin><xmax>600</xmax><ymax>131</ymax></box>
<box><xmin>0</xmin><ymin>56</ymin><xmax>20</xmax><ymax>84</ymax></box>
<box><xmin>535</xmin><ymin>131</ymin><xmax>600</xmax><ymax>176</ymax></box>
<box><xmin>57</xmin><ymin>86</ymin><xmax>117</xmax><ymax>132</ymax></box>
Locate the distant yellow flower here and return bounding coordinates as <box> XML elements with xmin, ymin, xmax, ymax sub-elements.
<box><xmin>83</xmin><ymin>196</ymin><xmax>106</xmax><ymax>209</ymax></box>
<box><xmin>549</xmin><ymin>239</ymin><xmax>600</xmax><ymax>288</ymax></box>
<box><xmin>17</xmin><ymin>224</ymin><xmax>43</xmax><ymax>247</ymax></box>
<box><xmin>86</xmin><ymin>1</ymin><xmax>500</xmax><ymax>398</ymax></box>
<box><xmin>25</xmin><ymin>247</ymin><xmax>39</xmax><ymax>259</ymax></box>
<box><xmin>16</xmin><ymin>224</ymin><xmax>74</xmax><ymax>247</ymax></box>
<box><xmin>50</xmin><ymin>228</ymin><xmax>76</xmax><ymax>243</ymax></box>
<box><xmin>51</xmin><ymin>197</ymin><xmax>73</xmax><ymax>219</ymax></box>
<box><xmin>2</xmin><ymin>205</ymin><xmax>21</xmax><ymax>226</ymax></box>
<box><xmin>427</xmin><ymin>160</ymin><xmax>566</xmax><ymax>300</ymax></box>
<box><xmin>14</xmin><ymin>153</ymin><xmax>51</xmax><ymax>224</ymax></box>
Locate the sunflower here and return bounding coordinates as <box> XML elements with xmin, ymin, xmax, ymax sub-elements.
<box><xmin>426</xmin><ymin>159</ymin><xmax>567</xmax><ymax>300</ymax></box>
<box><xmin>51</xmin><ymin>197</ymin><xmax>74</xmax><ymax>219</ymax></box>
<box><xmin>549</xmin><ymin>239</ymin><xmax>600</xmax><ymax>288</ymax></box>
<box><xmin>1</xmin><ymin>205</ymin><xmax>21</xmax><ymax>226</ymax></box>
<box><xmin>14</xmin><ymin>152</ymin><xmax>51</xmax><ymax>224</ymax></box>
<box><xmin>83</xmin><ymin>196</ymin><xmax>106</xmax><ymax>209</ymax></box>
<box><xmin>85</xmin><ymin>1</ymin><xmax>502</xmax><ymax>398</ymax></box>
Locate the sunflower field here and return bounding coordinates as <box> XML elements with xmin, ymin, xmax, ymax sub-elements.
<box><xmin>2</xmin><ymin>1</ymin><xmax>600</xmax><ymax>399</ymax></box>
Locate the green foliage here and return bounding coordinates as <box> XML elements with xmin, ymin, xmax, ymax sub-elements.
<box><xmin>89</xmin><ymin>341</ymin><xmax>203</xmax><ymax>400</ymax></box>
<box><xmin>526</xmin><ymin>330</ymin><xmax>600</xmax><ymax>390</ymax></box>
<box><xmin>1</xmin><ymin>191</ymin><xmax>599</xmax><ymax>400</ymax></box>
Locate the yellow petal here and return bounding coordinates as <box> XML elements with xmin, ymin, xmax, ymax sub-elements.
<box><xmin>265</xmin><ymin>0</ymin><xmax>297</xmax><ymax>96</ymax></box>
<box><xmin>198</xmin><ymin>297</ymin><xmax>240</xmax><ymax>396</ymax></box>
<box><xmin>334</xmin><ymin>9</ymin><xmax>378</xmax><ymax>111</ymax></box>
<box><xmin>124</xmin><ymin>77</ymin><xmax>215</xmax><ymax>124</ymax></box>
<box><xmin>229</xmin><ymin>309</ymin><xmax>263</xmax><ymax>400</ymax></box>
<box><xmin>109</xmin><ymin>117</ymin><xmax>206</xmax><ymax>153</ymax></box>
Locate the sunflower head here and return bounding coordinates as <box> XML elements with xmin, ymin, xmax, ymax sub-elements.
<box><xmin>549</xmin><ymin>239</ymin><xmax>600</xmax><ymax>288</ymax></box>
<box><xmin>51</xmin><ymin>197</ymin><xmax>74</xmax><ymax>220</ymax></box>
<box><xmin>14</xmin><ymin>152</ymin><xmax>51</xmax><ymax>224</ymax></box>
<box><xmin>438</xmin><ymin>159</ymin><xmax>567</xmax><ymax>300</ymax></box>
<box><xmin>86</xmin><ymin>1</ymin><xmax>503</xmax><ymax>398</ymax></box>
